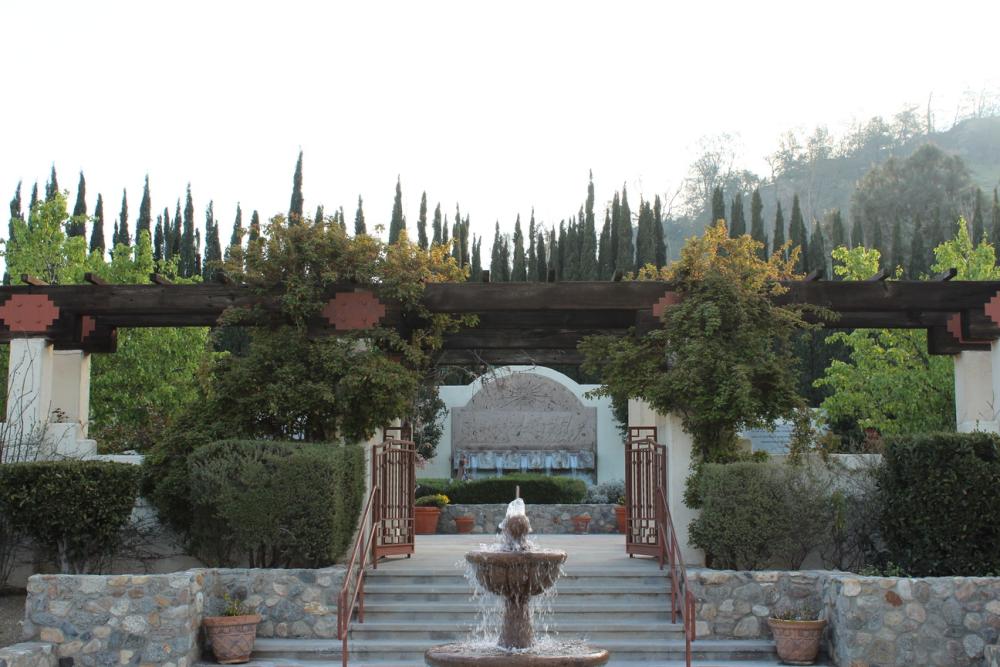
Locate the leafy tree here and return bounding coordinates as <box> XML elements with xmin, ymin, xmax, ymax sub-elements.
<box><xmin>354</xmin><ymin>195</ymin><xmax>366</xmax><ymax>236</ymax></box>
<box><xmin>511</xmin><ymin>214</ymin><xmax>526</xmax><ymax>280</ymax></box>
<box><xmin>772</xmin><ymin>202</ymin><xmax>786</xmax><ymax>259</ymax></box>
<box><xmin>582</xmin><ymin>222</ymin><xmax>810</xmax><ymax>461</ymax></box>
<box><xmin>750</xmin><ymin>188</ymin><xmax>766</xmax><ymax>257</ymax></box>
<box><xmin>3</xmin><ymin>193</ymin><xmax>96</xmax><ymax>284</ymax></box>
<box><xmin>136</xmin><ymin>175</ymin><xmax>152</xmax><ymax>241</ymax></box>
<box><xmin>389</xmin><ymin>176</ymin><xmax>405</xmax><ymax>244</ymax></box>
<box><xmin>729</xmin><ymin>194</ymin><xmax>746</xmax><ymax>236</ymax></box>
<box><xmin>90</xmin><ymin>193</ymin><xmax>106</xmax><ymax>255</ymax></box>
<box><xmin>68</xmin><ymin>172</ymin><xmax>87</xmax><ymax>238</ymax></box>
<box><xmin>615</xmin><ymin>186</ymin><xmax>634</xmax><ymax>273</ymax></box>
<box><xmin>288</xmin><ymin>150</ymin><xmax>304</xmax><ymax>224</ymax></box>
<box><xmin>417</xmin><ymin>191</ymin><xmax>428</xmax><ymax>250</ymax></box>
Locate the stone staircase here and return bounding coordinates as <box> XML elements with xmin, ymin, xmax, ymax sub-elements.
<box><xmin>227</xmin><ymin>564</ymin><xmax>821</xmax><ymax>666</ymax></box>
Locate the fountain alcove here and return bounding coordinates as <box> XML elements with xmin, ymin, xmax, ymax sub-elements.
<box><xmin>424</xmin><ymin>499</ymin><xmax>609</xmax><ymax>667</ymax></box>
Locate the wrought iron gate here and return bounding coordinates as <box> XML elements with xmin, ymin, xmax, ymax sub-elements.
<box><xmin>625</xmin><ymin>427</ymin><xmax>667</xmax><ymax>557</ymax></box>
<box><xmin>371</xmin><ymin>436</ymin><xmax>416</xmax><ymax>561</ymax></box>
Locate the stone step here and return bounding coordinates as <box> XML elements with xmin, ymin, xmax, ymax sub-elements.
<box><xmin>356</xmin><ymin>600</ymin><xmax>674</xmax><ymax>622</ymax></box>
<box><xmin>364</xmin><ymin>582</ymin><xmax>672</xmax><ymax>595</ymax></box>
<box><xmin>251</xmin><ymin>637</ymin><xmax>780</xmax><ymax>662</ymax></box>
<box><xmin>206</xmin><ymin>660</ymin><xmax>817</xmax><ymax>667</ymax></box>
<box><xmin>346</xmin><ymin>620</ymin><xmax>685</xmax><ymax>641</ymax></box>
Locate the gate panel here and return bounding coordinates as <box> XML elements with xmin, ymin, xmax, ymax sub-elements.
<box><xmin>372</xmin><ymin>437</ymin><xmax>415</xmax><ymax>561</ymax></box>
<box><xmin>625</xmin><ymin>429</ymin><xmax>667</xmax><ymax>557</ymax></box>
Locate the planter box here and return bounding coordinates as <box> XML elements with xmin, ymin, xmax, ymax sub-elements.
<box><xmin>437</xmin><ymin>504</ymin><xmax>618</xmax><ymax>534</ymax></box>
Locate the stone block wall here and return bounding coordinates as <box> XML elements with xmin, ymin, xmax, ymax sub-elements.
<box><xmin>0</xmin><ymin>642</ymin><xmax>56</xmax><ymax>667</ymax></box>
<box><xmin>826</xmin><ymin>576</ymin><xmax>1000</xmax><ymax>667</ymax></box>
<box><xmin>986</xmin><ymin>644</ymin><xmax>1000</xmax><ymax>667</ymax></box>
<box><xmin>690</xmin><ymin>569</ymin><xmax>827</xmax><ymax>639</ymax></box>
<box><xmin>21</xmin><ymin>571</ymin><xmax>207</xmax><ymax>667</ymax></box>
<box><xmin>437</xmin><ymin>504</ymin><xmax>619</xmax><ymax>534</ymax></box>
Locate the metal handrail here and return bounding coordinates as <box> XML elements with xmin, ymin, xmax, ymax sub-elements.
<box><xmin>655</xmin><ymin>485</ymin><xmax>696</xmax><ymax>667</ymax></box>
<box><xmin>337</xmin><ymin>482</ymin><xmax>380</xmax><ymax>667</ymax></box>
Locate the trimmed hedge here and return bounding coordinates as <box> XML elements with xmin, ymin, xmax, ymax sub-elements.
<box><xmin>879</xmin><ymin>432</ymin><xmax>1000</xmax><ymax>576</ymax></box>
<box><xmin>0</xmin><ymin>460</ymin><xmax>139</xmax><ymax>574</ymax></box>
<box><xmin>188</xmin><ymin>439</ymin><xmax>364</xmax><ymax>567</ymax></box>
<box><xmin>415</xmin><ymin>474</ymin><xmax>586</xmax><ymax>505</ymax></box>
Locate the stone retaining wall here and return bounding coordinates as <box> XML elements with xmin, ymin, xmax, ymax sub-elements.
<box><xmin>986</xmin><ymin>644</ymin><xmax>1000</xmax><ymax>667</ymax></box>
<box><xmin>690</xmin><ymin>569</ymin><xmax>827</xmax><ymax>640</ymax></box>
<box><xmin>438</xmin><ymin>504</ymin><xmax>619</xmax><ymax>534</ymax></box>
<box><xmin>0</xmin><ymin>642</ymin><xmax>56</xmax><ymax>667</ymax></box>
<box><xmin>826</xmin><ymin>575</ymin><xmax>1000</xmax><ymax>667</ymax></box>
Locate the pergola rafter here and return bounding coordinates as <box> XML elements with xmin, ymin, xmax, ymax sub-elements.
<box><xmin>0</xmin><ymin>279</ymin><xmax>997</xmax><ymax>361</ymax></box>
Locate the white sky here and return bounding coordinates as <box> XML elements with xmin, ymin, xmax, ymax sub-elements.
<box><xmin>2</xmin><ymin>0</ymin><xmax>999</xmax><ymax>249</ymax></box>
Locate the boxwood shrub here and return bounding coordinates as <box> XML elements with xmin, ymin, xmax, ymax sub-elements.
<box><xmin>417</xmin><ymin>473</ymin><xmax>586</xmax><ymax>505</ymax></box>
<box><xmin>0</xmin><ymin>460</ymin><xmax>139</xmax><ymax>573</ymax></box>
<box><xmin>187</xmin><ymin>439</ymin><xmax>363</xmax><ymax>567</ymax></box>
<box><xmin>879</xmin><ymin>432</ymin><xmax>1000</xmax><ymax>576</ymax></box>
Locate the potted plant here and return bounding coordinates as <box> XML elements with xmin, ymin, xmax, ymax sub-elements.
<box><xmin>571</xmin><ymin>513</ymin><xmax>591</xmax><ymax>534</ymax></box>
<box><xmin>768</xmin><ymin>607</ymin><xmax>826</xmax><ymax>665</ymax></box>
<box><xmin>614</xmin><ymin>495</ymin><xmax>627</xmax><ymax>534</ymax></box>
<box><xmin>415</xmin><ymin>493</ymin><xmax>449</xmax><ymax>534</ymax></box>
<box><xmin>203</xmin><ymin>593</ymin><xmax>261</xmax><ymax>664</ymax></box>
<box><xmin>454</xmin><ymin>514</ymin><xmax>475</xmax><ymax>533</ymax></box>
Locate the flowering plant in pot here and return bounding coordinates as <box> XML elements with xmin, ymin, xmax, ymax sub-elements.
<box><xmin>415</xmin><ymin>493</ymin><xmax>449</xmax><ymax>534</ymax></box>
<box><xmin>614</xmin><ymin>495</ymin><xmax>627</xmax><ymax>534</ymax></box>
<box><xmin>203</xmin><ymin>594</ymin><xmax>261</xmax><ymax>664</ymax></box>
<box><xmin>768</xmin><ymin>606</ymin><xmax>826</xmax><ymax>665</ymax></box>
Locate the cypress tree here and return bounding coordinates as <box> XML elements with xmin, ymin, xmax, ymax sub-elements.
<box><xmin>288</xmin><ymin>150</ymin><xmax>304</xmax><ymax>224</ymax></box>
<box><xmin>499</xmin><ymin>235</ymin><xmax>511</xmax><ymax>282</ymax></box>
<box><xmin>773</xmin><ymin>202</ymin><xmax>786</xmax><ymax>259</ymax></box>
<box><xmin>469</xmin><ymin>235</ymin><xmax>482</xmax><ymax>280</ymax></box>
<box><xmin>609</xmin><ymin>193</ymin><xmax>620</xmax><ymax>275</ymax></box>
<box><xmin>154</xmin><ymin>215</ymin><xmax>164</xmax><ymax>263</ymax></box>
<box><xmin>69</xmin><ymin>172</ymin><xmax>87</xmax><ymax>237</ymax></box>
<box><xmin>972</xmin><ymin>187</ymin><xmax>986</xmax><ymax>242</ymax></box>
<box><xmin>750</xmin><ymin>189</ymin><xmax>766</xmax><ymax>257</ymax></box>
<box><xmin>556</xmin><ymin>220</ymin><xmax>567</xmax><ymax>280</ymax></box>
<box><xmin>314</xmin><ymin>204</ymin><xmax>324</xmax><ymax>224</ymax></box>
<box><xmin>511</xmin><ymin>214</ymin><xmax>527</xmax><ymax>281</ymax></box>
<box><xmin>635</xmin><ymin>199</ymin><xmax>656</xmax><ymax>268</ymax></box>
<box><xmin>389</xmin><ymin>176</ymin><xmax>405</xmax><ymax>244</ymax></box>
<box><xmin>830</xmin><ymin>209</ymin><xmax>847</xmax><ymax>249</ymax></box>
<box><xmin>45</xmin><ymin>166</ymin><xmax>59</xmax><ymax>202</ymax></box>
<box><xmin>871</xmin><ymin>218</ymin><xmax>885</xmax><ymax>256</ymax></box>
<box><xmin>653</xmin><ymin>195</ymin><xmax>666</xmax><ymax>268</ymax></box>
<box><xmin>354</xmin><ymin>196</ymin><xmax>366</xmax><ymax>236</ymax></box>
<box><xmin>432</xmin><ymin>203</ymin><xmax>442</xmax><ymax>245</ymax></box>
<box><xmin>548</xmin><ymin>229</ymin><xmax>558</xmax><ymax>280</ymax></box>
<box><xmin>730</xmin><ymin>194</ymin><xmax>746</xmax><ymax>236</ymax></box>
<box><xmin>338</xmin><ymin>206</ymin><xmax>347</xmax><ymax>232</ymax></box>
<box><xmin>195</xmin><ymin>229</ymin><xmax>202</xmax><ymax>276</ymax></box>
<box><xmin>90</xmin><ymin>194</ymin><xmax>106</xmax><ymax>255</ymax></box>
<box><xmin>135</xmin><ymin>175</ymin><xmax>152</xmax><ymax>241</ymax></box>
<box><xmin>29</xmin><ymin>183</ymin><xmax>39</xmax><ymax>214</ymax></box>
<box><xmin>249</xmin><ymin>210</ymin><xmax>261</xmax><ymax>242</ymax></box>
<box><xmin>711</xmin><ymin>186</ymin><xmax>725</xmax><ymax>226</ymax></box>
<box><xmin>204</xmin><ymin>201</ymin><xmax>222</xmax><ymax>279</ymax></box>
<box><xmin>616</xmin><ymin>186</ymin><xmax>634</xmax><ymax>273</ymax></box>
<box><xmin>581</xmin><ymin>172</ymin><xmax>598</xmax><ymax>278</ymax></box>
<box><xmin>808</xmin><ymin>220</ymin><xmax>827</xmax><ymax>277</ymax></box>
<box><xmin>115</xmin><ymin>189</ymin><xmax>130</xmax><ymax>249</ymax></box>
<box><xmin>461</xmin><ymin>214</ymin><xmax>470</xmax><ymax>268</ymax></box>
<box><xmin>159</xmin><ymin>207</ymin><xmax>170</xmax><ymax>260</ymax></box>
<box><xmin>851</xmin><ymin>212</ymin><xmax>865</xmax><ymax>248</ymax></box>
<box><xmin>417</xmin><ymin>191</ymin><xmax>428</xmax><ymax>250</ymax></box>
<box><xmin>182</xmin><ymin>185</ymin><xmax>196</xmax><ymax>277</ymax></box>
<box><xmin>598</xmin><ymin>208</ymin><xmax>612</xmax><ymax>278</ymax></box>
<box><xmin>527</xmin><ymin>210</ymin><xmax>537</xmax><ymax>281</ymax></box>
<box><xmin>889</xmin><ymin>217</ymin><xmax>904</xmax><ymax>274</ymax></box>
<box><xmin>441</xmin><ymin>213</ymin><xmax>449</xmax><ymax>245</ymax></box>
<box><xmin>451</xmin><ymin>205</ymin><xmax>463</xmax><ymax>265</ymax></box>
<box><xmin>789</xmin><ymin>194</ymin><xmax>808</xmax><ymax>271</ymax></box>
<box><xmin>490</xmin><ymin>222</ymin><xmax>504</xmax><ymax>280</ymax></box>
<box><xmin>536</xmin><ymin>232</ymin><xmax>548</xmax><ymax>282</ymax></box>
<box><xmin>991</xmin><ymin>188</ymin><xmax>1000</xmax><ymax>255</ymax></box>
<box><xmin>910</xmin><ymin>217</ymin><xmax>928</xmax><ymax>278</ymax></box>
<box><xmin>228</xmin><ymin>204</ymin><xmax>243</xmax><ymax>256</ymax></box>
<box><xmin>9</xmin><ymin>181</ymin><xmax>22</xmax><ymax>222</ymax></box>
<box><xmin>171</xmin><ymin>201</ymin><xmax>183</xmax><ymax>259</ymax></box>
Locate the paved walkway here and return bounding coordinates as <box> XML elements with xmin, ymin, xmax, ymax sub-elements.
<box><xmin>376</xmin><ymin>534</ymin><xmax>665</xmax><ymax>573</ymax></box>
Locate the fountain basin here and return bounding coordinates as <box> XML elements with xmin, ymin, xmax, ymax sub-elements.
<box><xmin>465</xmin><ymin>550</ymin><xmax>567</xmax><ymax>598</ymax></box>
<box><xmin>424</xmin><ymin>644</ymin><xmax>610</xmax><ymax>667</ymax></box>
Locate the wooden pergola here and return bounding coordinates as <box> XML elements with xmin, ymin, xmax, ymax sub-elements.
<box><xmin>0</xmin><ymin>274</ymin><xmax>998</xmax><ymax>363</ymax></box>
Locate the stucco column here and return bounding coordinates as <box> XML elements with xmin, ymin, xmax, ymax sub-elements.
<box><xmin>954</xmin><ymin>350</ymin><xmax>999</xmax><ymax>433</ymax></box>
<box><xmin>51</xmin><ymin>350</ymin><xmax>91</xmax><ymax>437</ymax></box>
<box><xmin>627</xmin><ymin>399</ymin><xmax>704</xmax><ymax>566</ymax></box>
<box><xmin>3</xmin><ymin>339</ymin><xmax>55</xmax><ymax>462</ymax></box>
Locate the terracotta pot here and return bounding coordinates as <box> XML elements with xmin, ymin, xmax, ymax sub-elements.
<box><xmin>768</xmin><ymin>618</ymin><xmax>826</xmax><ymax>665</ymax></box>
<box><xmin>203</xmin><ymin>614</ymin><xmax>261</xmax><ymax>664</ymax></box>
<box><xmin>414</xmin><ymin>506</ymin><xmax>442</xmax><ymax>534</ymax></box>
<box><xmin>614</xmin><ymin>505</ymin><xmax>627</xmax><ymax>534</ymax></box>
<box><xmin>571</xmin><ymin>515</ymin><xmax>591</xmax><ymax>534</ymax></box>
<box><xmin>454</xmin><ymin>515</ymin><xmax>475</xmax><ymax>534</ymax></box>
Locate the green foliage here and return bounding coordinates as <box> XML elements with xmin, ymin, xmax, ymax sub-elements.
<box><xmin>187</xmin><ymin>440</ymin><xmax>364</xmax><ymax>567</ymax></box>
<box><xmin>415</xmin><ymin>493</ymin><xmax>450</xmax><ymax>508</ymax></box>
<box><xmin>878</xmin><ymin>432</ymin><xmax>1000</xmax><ymax>576</ymax></box>
<box><xmin>583</xmin><ymin>222</ymin><xmax>814</xmax><ymax>461</ymax></box>
<box><xmin>687</xmin><ymin>461</ymin><xmax>833</xmax><ymax>570</ymax></box>
<box><xmin>416</xmin><ymin>474</ymin><xmax>587</xmax><ymax>505</ymax></box>
<box><xmin>0</xmin><ymin>461</ymin><xmax>139</xmax><ymax>573</ymax></box>
<box><xmin>930</xmin><ymin>218</ymin><xmax>1000</xmax><ymax>280</ymax></box>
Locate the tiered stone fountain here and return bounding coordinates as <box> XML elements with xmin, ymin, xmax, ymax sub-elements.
<box><xmin>424</xmin><ymin>499</ymin><xmax>609</xmax><ymax>666</ymax></box>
